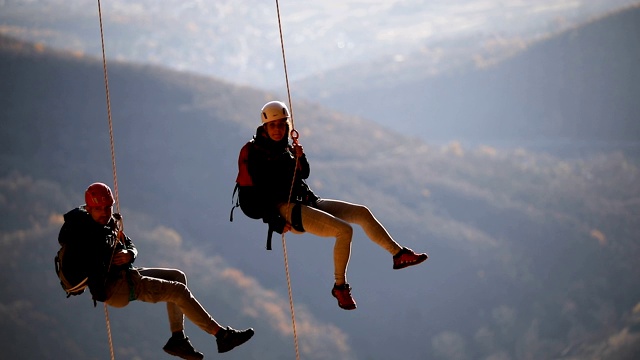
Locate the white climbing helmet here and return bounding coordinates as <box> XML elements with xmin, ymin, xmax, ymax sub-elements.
<box><xmin>260</xmin><ymin>101</ymin><xmax>290</xmax><ymax>124</ymax></box>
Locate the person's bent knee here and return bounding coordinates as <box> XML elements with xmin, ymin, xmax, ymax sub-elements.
<box><xmin>338</xmin><ymin>223</ymin><xmax>354</xmax><ymax>240</ymax></box>
<box><xmin>164</xmin><ymin>268</ymin><xmax>188</xmax><ymax>285</ymax></box>
<box><xmin>354</xmin><ymin>204</ymin><xmax>372</xmax><ymax>217</ymax></box>
<box><xmin>174</xmin><ymin>269</ymin><xmax>187</xmax><ymax>285</ymax></box>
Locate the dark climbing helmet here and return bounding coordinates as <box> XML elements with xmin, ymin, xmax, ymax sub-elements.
<box><xmin>85</xmin><ymin>182</ymin><xmax>115</xmax><ymax>207</ymax></box>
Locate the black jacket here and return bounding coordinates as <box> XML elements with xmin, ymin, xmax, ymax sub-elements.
<box><xmin>247</xmin><ymin>126</ymin><xmax>317</xmax><ymax>232</ymax></box>
<box><xmin>58</xmin><ymin>207</ymin><xmax>137</xmax><ymax>302</ymax></box>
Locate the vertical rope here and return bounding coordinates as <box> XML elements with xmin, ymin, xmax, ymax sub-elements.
<box><xmin>103</xmin><ymin>303</ymin><xmax>115</xmax><ymax>360</ymax></box>
<box><xmin>97</xmin><ymin>1</ymin><xmax>117</xmax><ymax>359</ymax></box>
<box><xmin>280</xmin><ymin>232</ymin><xmax>300</xmax><ymax>360</ymax></box>
<box><xmin>275</xmin><ymin>0</ymin><xmax>296</xmax><ymax>133</ymax></box>
<box><xmin>96</xmin><ymin>0</ymin><xmax>121</xmax><ymax>214</ymax></box>
<box><xmin>275</xmin><ymin>1</ymin><xmax>301</xmax><ymax>360</ymax></box>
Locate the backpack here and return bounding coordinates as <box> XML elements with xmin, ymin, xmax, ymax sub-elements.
<box><xmin>231</xmin><ymin>140</ymin><xmax>282</xmax><ymax>250</ymax></box>
<box><xmin>54</xmin><ymin>241</ymin><xmax>89</xmax><ymax>297</ymax></box>
<box><xmin>230</xmin><ymin>140</ymin><xmax>268</xmax><ymax>221</ymax></box>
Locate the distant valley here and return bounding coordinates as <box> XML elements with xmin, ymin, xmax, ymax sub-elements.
<box><xmin>294</xmin><ymin>5</ymin><xmax>640</xmax><ymax>158</ymax></box>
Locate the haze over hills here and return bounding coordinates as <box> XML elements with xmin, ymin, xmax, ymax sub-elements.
<box><xmin>1</xmin><ymin>0</ymin><xmax>638</xmax><ymax>88</ymax></box>
<box><xmin>294</xmin><ymin>4</ymin><xmax>640</xmax><ymax>152</ymax></box>
<box><xmin>2</xmin><ymin>34</ymin><xmax>640</xmax><ymax>360</ymax></box>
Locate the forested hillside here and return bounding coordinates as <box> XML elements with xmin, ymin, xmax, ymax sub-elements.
<box><xmin>1</xmin><ymin>35</ymin><xmax>639</xmax><ymax>359</ymax></box>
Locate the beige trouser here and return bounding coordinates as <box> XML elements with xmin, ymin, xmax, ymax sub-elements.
<box><xmin>105</xmin><ymin>267</ymin><xmax>221</xmax><ymax>334</ymax></box>
<box><xmin>278</xmin><ymin>199</ymin><xmax>402</xmax><ymax>284</ymax></box>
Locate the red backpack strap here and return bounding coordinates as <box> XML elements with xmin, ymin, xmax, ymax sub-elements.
<box><xmin>231</xmin><ymin>140</ymin><xmax>255</xmax><ymax>222</ymax></box>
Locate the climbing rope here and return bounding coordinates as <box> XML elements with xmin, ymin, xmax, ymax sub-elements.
<box><xmin>96</xmin><ymin>1</ymin><xmax>118</xmax><ymax>359</ymax></box>
<box><xmin>274</xmin><ymin>1</ymin><xmax>301</xmax><ymax>359</ymax></box>
<box><xmin>275</xmin><ymin>0</ymin><xmax>297</xmax><ymax>137</ymax></box>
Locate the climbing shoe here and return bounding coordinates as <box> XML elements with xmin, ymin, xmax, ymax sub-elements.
<box><xmin>393</xmin><ymin>247</ymin><xmax>428</xmax><ymax>270</ymax></box>
<box><xmin>162</xmin><ymin>336</ymin><xmax>204</xmax><ymax>360</ymax></box>
<box><xmin>331</xmin><ymin>283</ymin><xmax>357</xmax><ymax>310</ymax></box>
<box><xmin>215</xmin><ymin>326</ymin><xmax>254</xmax><ymax>353</ymax></box>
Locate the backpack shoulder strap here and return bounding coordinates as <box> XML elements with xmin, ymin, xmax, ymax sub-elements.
<box><xmin>266</xmin><ymin>226</ymin><xmax>273</xmax><ymax>251</ymax></box>
<box><xmin>229</xmin><ymin>183</ymin><xmax>240</xmax><ymax>222</ymax></box>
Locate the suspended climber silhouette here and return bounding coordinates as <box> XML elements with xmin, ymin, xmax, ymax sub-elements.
<box><xmin>58</xmin><ymin>183</ymin><xmax>255</xmax><ymax>360</ymax></box>
<box><xmin>233</xmin><ymin>101</ymin><xmax>429</xmax><ymax>310</ymax></box>
<box><xmin>229</xmin><ymin>10</ymin><xmax>428</xmax><ymax>360</ymax></box>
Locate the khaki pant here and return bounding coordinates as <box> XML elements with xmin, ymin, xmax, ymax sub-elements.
<box><xmin>278</xmin><ymin>199</ymin><xmax>402</xmax><ymax>284</ymax></box>
<box><xmin>105</xmin><ymin>267</ymin><xmax>221</xmax><ymax>334</ymax></box>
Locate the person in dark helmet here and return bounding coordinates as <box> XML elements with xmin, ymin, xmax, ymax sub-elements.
<box><xmin>238</xmin><ymin>101</ymin><xmax>428</xmax><ymax>310</ymax></box>
<box><xmin>58</xmin><ymin>182</ymin><xmax>254</xmax><ymax>360</ymax></box>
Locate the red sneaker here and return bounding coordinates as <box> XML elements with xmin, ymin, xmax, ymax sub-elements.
<box><xmin>393</xmin><ymin>247</ymin><xmax>428</xmax><ymax>269</ymax></box>
<box><xmin>331</xmin><ymin>283</ymin><xmax>357</xmax><ymax>310</ymax></box>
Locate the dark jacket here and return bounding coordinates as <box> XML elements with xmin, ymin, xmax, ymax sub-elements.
<box><xmin>247</xmin><ymin>126</ymin><xmax>317</xmax><ymax>232</ymax></box>
<box><xmin>58</xmin><ymin>207</ymin><xmax>137</xmax><ymax>302</ymax></box>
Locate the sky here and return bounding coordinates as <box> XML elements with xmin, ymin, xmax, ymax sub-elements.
<box><xmin>0</xmin><ymin>0</ymin><xmax>637</xmax><ymax>87</ymax></box>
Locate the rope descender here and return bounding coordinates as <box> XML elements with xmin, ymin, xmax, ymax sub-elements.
<box><xmin>290</xmin><ymin>129</ymin><xmax>300</xmax><ymax>145</ymax></box>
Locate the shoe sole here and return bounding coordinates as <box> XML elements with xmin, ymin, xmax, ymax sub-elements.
<box><xmin>393</xmin><ymin>254</ymin><xmax>428</xmax><ymax>270</ymax></box>
<box><xmin>162</xmin><ymin>349</ymin><xmax>204</xmax><ymax>360</ymax></box>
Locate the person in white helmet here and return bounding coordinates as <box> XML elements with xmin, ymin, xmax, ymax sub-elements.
<box><xmin>237</xmin><ymin>101</ymin><xmax>429</xmax><ymax>310</ymax></box>
<box><xmin>58</xmin><ymin>182</ymin><xmax>254</xmax><ymax>360</ymax></box>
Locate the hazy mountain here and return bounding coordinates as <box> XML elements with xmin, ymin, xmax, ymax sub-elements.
<box><xmin>2</xmin><ymin>35</ymin><xmax>640</xmax><ymax>359</ymax></box>
<box><xmin>1</xmin><ymin>0</ymin><xmax>637</xmax><ymax>88</ymax></box>
<box><xmin>294</xmin><ymin>5</ymin><xmax>640</xmax><ymax>153</ymax></box>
